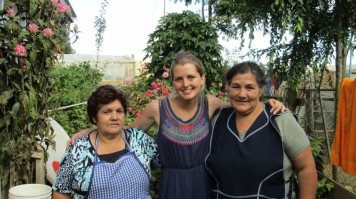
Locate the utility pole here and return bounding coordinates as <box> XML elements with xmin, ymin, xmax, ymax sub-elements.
<box><xmin>0</xmin><ymin>0</ymin><xmax>4</xmax><ymax>10</ymax></box>
<box><xmin>163</xmin><ymin>0</ymin><xmax>166</xmax><ymax>16</ymax></box>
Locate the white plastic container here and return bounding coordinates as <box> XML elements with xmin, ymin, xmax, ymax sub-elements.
<box><xmin>8</xmin><ymin>184</ymin><xmax>52</xmax><ymax>199</ymax></box>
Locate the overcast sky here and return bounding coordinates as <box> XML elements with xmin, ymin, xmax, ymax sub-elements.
<box><xmin>69</xmin><ymin>0</ymin><xmax>200</xmax><ymax>59</ymax></box>
<box><xmin>68</xmin><ymin>0</ymin><xmax>356</xmax><ymax>67</ymax></box>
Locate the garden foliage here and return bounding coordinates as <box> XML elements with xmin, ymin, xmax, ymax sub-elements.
<box><xmin>0</xmin><ymin>0</ymin><xmax>76</xmax><ymax>187</ymax></box>
<box><xmin>49</xmin><ymin>62</ymin><xmax>103</xmax><ymax>136</ymax></box>
<box><xmin>143</xmin><ymin>11</ymin><xmax>226</xmax><ymax>91</ymax></box>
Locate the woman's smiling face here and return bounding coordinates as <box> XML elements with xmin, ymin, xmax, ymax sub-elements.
<box><xmin>171</xmin><ymin>63</ymin><xmax>205</xmax><ymax>101</ymax></box>
<box><xmin>228</xmin><ymin>72</ymin><xmax>262</xmax><ymax>115</ymax></box>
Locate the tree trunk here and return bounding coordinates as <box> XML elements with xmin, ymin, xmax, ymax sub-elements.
<box><xmin>332</xmin><ymin>0</ymin><xmax>345</xmax><ymax>182</ymax></box>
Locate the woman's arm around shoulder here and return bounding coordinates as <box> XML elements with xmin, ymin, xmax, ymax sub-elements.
<box><xmin>206</xmin><ymin>94</ymin><xmax>230</xmax><ymax>118</ymax></box>
<box><xmin>128</xmin><ymin>99</ymin><xmax>159</xmax><ymax>131</ymax></box>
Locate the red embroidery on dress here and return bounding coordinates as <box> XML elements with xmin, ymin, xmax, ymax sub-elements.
<box><xmin>179</xmin><ymin>124</ymin><xmax>193</xmax><ymax>132</ymax></box>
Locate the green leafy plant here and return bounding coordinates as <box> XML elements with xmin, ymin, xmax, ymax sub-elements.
<box><xmin>0</xmin><ymin>0</ymin><xmax>77</xmax><ymax>187</ymax></box>
<box><xmin>317</xmin><ymin>177</ymin><xmax>334</xmax><ymax>199</ymax></box>
<box><xmin>49</xmin><ymin>62</ymin><xmax>103</xmax><ymax>136</ymax></box>
<box><xmin>143</xmin><ymin>10</ymin><xmax>226</xmax><ymax>91</ymax></box>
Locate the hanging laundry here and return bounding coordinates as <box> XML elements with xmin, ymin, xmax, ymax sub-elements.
<box><xmin>331</xmin><ymin>78</ymin><xmax>356</xmax><ymax>175</ymax></box>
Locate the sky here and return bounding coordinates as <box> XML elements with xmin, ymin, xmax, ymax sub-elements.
<box><xmin>68</xmin><ymin>0</ymin><xmax>273</xmax><ymax>62</ymax></box>
<box><xmin>69</xmin><ymin>0</ymin><xmax>200</xmax><ymax>59</ymax></box>
<box><xmin>68</xmin><ymin>0</ymin><xmax>355</xmax><ymax>66</ymax></box>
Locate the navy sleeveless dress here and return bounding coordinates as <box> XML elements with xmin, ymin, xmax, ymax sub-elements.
<box><xmin>157</xmin><ymin>94</ymin><xmax>213</xmax><ymax>199</ymax></box>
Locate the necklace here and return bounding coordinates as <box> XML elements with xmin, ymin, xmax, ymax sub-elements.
<box><xmin>238</xmin><ymin>130</ymin><xmax>247</xmax><ymax>139</ymax></box>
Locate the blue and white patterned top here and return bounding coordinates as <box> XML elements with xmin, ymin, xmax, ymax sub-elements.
<box><xmin>52</xmin><ymin>128</ymin><xmax>159</xmax><ymax>198</ymax></box>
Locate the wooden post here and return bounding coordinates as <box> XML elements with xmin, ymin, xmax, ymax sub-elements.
<box><xmin>31</xmin><ymin>145</ymin><xmax>45</xmax><ymax>184</ymax></box>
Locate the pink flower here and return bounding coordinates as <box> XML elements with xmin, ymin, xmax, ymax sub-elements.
<box><xmin>43</xmin><ymin>28</ymin><xmax>54</xmax><ymax>37</ymax></box>
<box><xmin>72</xmin><ymin>24</ymin><xmax>79</xmax><ymax>32</ymax></box>
<box><xmin>125</xmin><ymin>76</ymin><xmax>133</xmax><ymax>82</ymax></box>
<box><xmin>161</xmin><ymin>87</ymin><xmax>171</xmax><ymax>96</ymax></box>
<box><xmin>56</xmin><ymin>3</ymin><xmax>71</xmax><ymax>13</ymax></box>
<box><xmin>50</xmin><ymin>0</ymin><xmax>58</xmax><ymax>5</ymax></box>
<box><xmin>27</xmin><ymin>23</ymin><xmax>39</xmax><ymax>32</ymax></box>
<box><xmin>135</xmin><ymin>111</ymin><xmax>141</xmax><ymax>118</ymax></box>
<box><xmin>129</xmin><ymin>105</ymin><xmax>136</xmax><ymax>112</ymax></box>
<box><xmin>7</xmin><ymin>8</ymin><xmax>15</xmax><ymax>17</ymax></box>
<box><xmin>14</xmin><ymin>44</ymin><xmax>26</xmax><ymax>57</ymax></box>
<box><xmin>162</xmin><ymin>72</ymin><xmax>169</xmax><ymax>78</ymax></box>
<box><xmin>129</xmin><ymin>92</ymin><xmax>134</xmax><ymax>97</ymax></box>
<box><xmin>146</xmin><ymin>90</ymin><xmax>152</xmax><ymax>98</ymax></box>
<box><xmin>217</xmin><ymin>91</ymin><xmax>225</xmax><ymax>99</ymax></box>
<box><xmin>151</xmin><ymin>82</ymin><xmax>159</xmax><ymax>91</ymax></box>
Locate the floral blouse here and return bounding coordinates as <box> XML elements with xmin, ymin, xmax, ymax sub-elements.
<box><xmin>52</xmin><ymin>128</ymin><xmax>159</xmax><ymax>198</ymax></box>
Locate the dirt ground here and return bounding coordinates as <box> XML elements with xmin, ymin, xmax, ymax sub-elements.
<box><xmin>322</xmin><ymin>162</ymin><xmax>356</xmax><ymax>194</ymax></box>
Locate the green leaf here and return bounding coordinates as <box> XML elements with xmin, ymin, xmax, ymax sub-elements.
<box><xmin>0</xmin><ymin>90</ymin><xmax>14</xmax><ymax>105</ymax></box>
<box><xmin>11</xmin><ymin>102</ymin><xmax>20</xmax><ymax>115</ymax></box>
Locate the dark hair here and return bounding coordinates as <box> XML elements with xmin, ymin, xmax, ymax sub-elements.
<box><xmin>225</xmin><ymin>61</ymin><xmax>266</xmax><ymax>88</ymax></box>
<box><xmin>169</xmin><ymin>50</ymin><xmax>205</xmax><ymax>81</ymax></box>
<box><xmin>87</xmin><ymin>85</ymin><xmax>128</xmax><ymax>124</ymax></box>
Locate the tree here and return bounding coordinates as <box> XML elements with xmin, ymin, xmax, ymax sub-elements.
<box><xmin>175</xmin><ymin>1</ymin><xmax>355</xmax><ymax>85</ymax></box>
<box><xmin>144</xmin><ymin>10</ymin><xmax>225</xmax><ymax>90</ymax></box>
<box><xmin>94</xmin><ymin>0</ymin><xmax>109</xmax><ymax>67</ymax></box>
<box><xmin>178</xmin><ymin>0</ymin><xmax>356</xmax><ymax>180</ymax></box>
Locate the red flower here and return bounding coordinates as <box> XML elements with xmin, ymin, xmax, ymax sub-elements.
<box><xmin>161</xmin><ymin>87</ymin><xmax>170</xmax><ymax>96</ymax></box>
<box><xmin>151</xmin><ymin>82</ymin><xmax>159</xmax><ymax>91</ymax></box>
<box><xmin>146</xmin><ymin>90</ymin><xmax>152</xmax><ymax>98</ymax></box>
<box><xmin>217</xmin><ymin>91</ymin><xmax>225</xmax><ymax>99</ymax></box>
<box><xmin>135</xmin><ymin>111</ymin><xmax>141</xmax><ymax>118</ymax></box>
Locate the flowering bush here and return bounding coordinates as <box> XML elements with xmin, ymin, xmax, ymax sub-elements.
<box><xmin>0</xmin><ymin>0</ymin><xmax>77</xmax><ymax>187</ymax></box>
<box><xmin>120</xmin><ymin>63</ymin><xmax>228</xmax><ymax>137</ymax></box>
<box><xmin>120</xmin><ymin>64</ymin><xmax>172</xmax><ymax>135</ymax></box>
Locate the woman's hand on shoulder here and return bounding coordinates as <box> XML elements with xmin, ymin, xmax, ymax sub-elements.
<box><xmin>266</xmin><ymin>98</ymin><xmax>288</xmax><ymax>114</ymax></box>
<box><xmin>66</xmin><ymin>128</ymin><xmax>93</xmax><ymax>149</ymax></box>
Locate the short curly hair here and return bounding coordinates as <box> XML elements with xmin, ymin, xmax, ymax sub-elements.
<box><xmin>87</xmin><ymin>85</ymin><xmax>128</xmax><ymax>124</ymax></box>
<box><xmin>225</xmin><ymin>61</ymin><xmax>266</xmax><ymax>88</ymax></box>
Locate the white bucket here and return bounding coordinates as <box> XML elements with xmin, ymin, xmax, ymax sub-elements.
<box><xmin>8</xmin><ymin>184</ymin><xmax>52</xmax><ymax>199</ymax></box>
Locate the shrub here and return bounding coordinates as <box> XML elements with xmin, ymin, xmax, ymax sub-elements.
<box><xmin>49</xmin><ymin>62</ymin><xmax>103</xmax><ymax>136</ymax></box>
<box><xmin>0</xmin><ymin>0</ymin><xmax>77</xmax><ymax>187</ymax></box>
